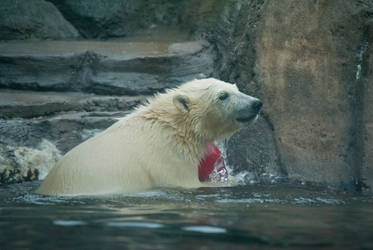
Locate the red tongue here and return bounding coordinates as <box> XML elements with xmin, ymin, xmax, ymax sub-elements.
<box><xmin>198</xmin><ymin>143</ymin><xmax>226</xmax><ymax>182</ymax></box>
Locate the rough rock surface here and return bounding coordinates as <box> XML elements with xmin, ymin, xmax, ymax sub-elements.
<box><xmin>46</xmin><ymin>0</ymin><xmax>185</xmax><ymax>38</ymax></box>
<box><xmin>225</xmin><ymin>116</ymin><xmax>286</xmax><ymax>183</ymax></box>
<box><xmin>46</xmin><ymin>0</ymin><xmax>228</xmax><ymax>39</ymax></box>
<box><xmin>209</xmin><ymin>0</ymin><xmax>373</xmax><ymax>191</ymax></box>
<box><xmin>0</xmin><ymin>0</ymin><xmax>79</xmax><ymax>40</ymax></box>
<box><xmin>0</xmin><ymin>40</ymin><xmax>213</xmax><ymax>95</ymax></box>
<box><xmin>207</xmin><ymin>0</ymin><xmax>286</xmax><ymax>184</ymax></box>
<box><xmin>0</xmin><ymin>90</ymin><xmax>145</xmax><ymax>119</ymax></box>
<box><xmin>255</xmin><ymin>0</ymin><xmax>371</xmax><ymax>190</ymax></box>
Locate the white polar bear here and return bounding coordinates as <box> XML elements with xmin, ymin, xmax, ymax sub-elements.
<box><xmin>37</xmin><ymin>78</ymin><xmax>262</xmax><ymax>195</ymax></box>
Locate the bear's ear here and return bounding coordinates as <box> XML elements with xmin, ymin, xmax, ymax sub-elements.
<box><xmin>173</xmin><ymin>94</ymin><xmax>190</xmax><ymax>112</ymax></box>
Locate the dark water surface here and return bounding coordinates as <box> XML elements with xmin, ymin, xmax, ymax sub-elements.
<box><xmin>1</xmin><ymin>182</ymin><xmax>373</xmax><ymax>250</ymax></box>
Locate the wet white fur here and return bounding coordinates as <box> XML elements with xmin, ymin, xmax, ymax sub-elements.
<box><xmin>37</xmin><ymin>78</ymin><xmax>254</xmax><ymax>196</ymax></box>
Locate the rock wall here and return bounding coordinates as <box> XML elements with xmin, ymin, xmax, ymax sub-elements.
<box><xmin>205</xmin><ymin>0</ymin><xmax>283</xmax><ymax>183</ymax></box>
<box><xmin>256</xmin><ymin>0</ymin><xmax>368</xmax><ymax>190</ymax></box>
<box><xmin>209</xmin><ymin>0</ymin><xmax>373</xmax><ymax>191</ymax></box>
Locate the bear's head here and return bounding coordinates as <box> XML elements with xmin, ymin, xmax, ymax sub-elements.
<box><xmin>172</xmin><ymin>78</ymin><xmax>262</xmax><ymax>140</ymax></box>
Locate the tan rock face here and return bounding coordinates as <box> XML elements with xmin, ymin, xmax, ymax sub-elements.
<box><xmin>255</xmin><ymin>0</ymin><xmax>371</xmax><ymax>188</ymax></box>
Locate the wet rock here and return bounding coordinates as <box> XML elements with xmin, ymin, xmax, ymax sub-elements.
<box><xmin>207</xmin><ymin>0</ymin><xmax>285</xmax><ymax>182</ymax></box>
<box><xmin>0</xmin><ymin>0</ymin><xmax>79</xmax><ymax>40</ymax></box>
<box><xmin>207</xmin><ymin>0</ymin><xmax>266</xmax><ymax>91</ymax></box>
<box><xmin>226</xmin><ymin>116</ymin><xmax>286</xmax><ymax>183</ymax></box>
<box><xmin>0</xmin><ymin>40</ymin><xmax>213</xmax><ymax>95</ymax></box>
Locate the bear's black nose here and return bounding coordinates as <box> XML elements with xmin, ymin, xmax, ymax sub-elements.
<box><xmin>252</xmin><ymin>99</ymin><xmax>263</xmax><ymax>113</ymax></box>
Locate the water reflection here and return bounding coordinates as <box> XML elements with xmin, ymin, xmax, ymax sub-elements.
<box><xmin>0</xmin><ymin>182</ymin><xmax>373</xmax><ymax>249</ymax></box>
<box><xmin>182</xmin><ymin>226</ymin><xmax>227</xmax><ymax>234</ymax></box>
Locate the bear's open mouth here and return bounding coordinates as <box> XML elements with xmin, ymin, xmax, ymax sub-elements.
<box><xmin>236</xmin><ymin>114</ymin><xmax>257</xmax><ymax>123</ymax></box>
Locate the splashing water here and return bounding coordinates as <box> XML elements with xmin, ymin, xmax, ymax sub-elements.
<box><xmin>0</xmin><ymin>139</ymin><xmax>62</xmax><ymax>182</ymax></box>
<box><xmin>356</xmin><ymin>41</ymin><xmax>368</xmax><ymax>80</ymax></box>
<box><xmin>215</xmin><ymin>140</ymin><xmax>257</xmax><ymax>185</ymax></box>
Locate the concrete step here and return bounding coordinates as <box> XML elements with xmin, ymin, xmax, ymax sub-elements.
<box><xmin>0</xmin><ymin>40</ymin><xmax>213</xmax><ymax>95</ymax></box>
<box><xmin>0</xmin><ymin>89</ymin><xmax>146</xmax><ymax>119</ymax></box>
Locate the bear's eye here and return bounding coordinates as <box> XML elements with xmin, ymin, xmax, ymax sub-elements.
<box><xmin>218</xmin><ymin>92</ymin><xmax>229</xmax><ymax>101</ymax></box>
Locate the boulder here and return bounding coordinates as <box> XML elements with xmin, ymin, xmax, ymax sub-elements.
<box><xmin>47</xmin><ymin>0</ymin><xmax>185</xmax><ymax>38</ymax></box>
<box><xmin>0</xmin><ymin>0</ymin><xmax>79</xmax><ymax>40</ymax></box>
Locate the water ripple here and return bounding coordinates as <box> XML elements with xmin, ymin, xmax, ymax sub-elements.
<box><xmin>106</xmin><ymin>221</ymin><xmax>164</xmax><ymax>228</ymax></box>
<box><xmin>12</xmin><ymin>194</ymin><xmax>85</xmax><ymax>205</ymax></box>
<box><xmin>53</xmin><ymin>220</ymin><xmax>87</xmax><ymax>226</ymax></box>
<box><xmin>293</xmin><ymin>197</ymin><xmax>345</xmax><ymax>205</ymax></box>
<box><xmin>216</xmin><ymin>198</ymin><xmax>283</xmax><ymax>204</ymax></box>
<box><xmin>182</xmin><ymin>226</ymin><xmax>227</xmax><ymax>234</ymax></box>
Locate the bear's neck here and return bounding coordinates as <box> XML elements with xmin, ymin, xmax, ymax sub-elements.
<box><xmin>140</xmin><ymin>104</ymin><xmax>212</xmax><ymax>164</ymax></box>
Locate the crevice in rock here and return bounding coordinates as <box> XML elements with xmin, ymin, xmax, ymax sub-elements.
<box><xmin>350</xmin><ymin>29</ymin><xmax>370</xmax><ymax>192</ymax></box>
<box><xmin>260</xmin><ymin>112</ymin><xmax>289</xmax><ymax>178</ymax></box>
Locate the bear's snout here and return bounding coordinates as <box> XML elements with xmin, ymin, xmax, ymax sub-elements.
<box><xmin>251</xmin><ymin>99</ymin><xmax>263</xmax><ymax>113</ymax></box>
<box><xmin>236</xmin><ymin>98</ymin><xmax>262</xmax><ymax>123</ymax></box>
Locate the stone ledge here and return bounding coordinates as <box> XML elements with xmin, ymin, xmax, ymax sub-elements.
<box><xmin>0</xmin><ymin>40</ymin><xmax>213</xmax><ymax>95</ymax></box>
<box><xmin>0</xmin><ymin>89</ymin><xmax>146</xmax><ymax>119</ymax></box>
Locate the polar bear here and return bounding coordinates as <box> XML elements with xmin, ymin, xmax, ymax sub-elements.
<box><xmin>37</xmin><ymin>78</ymin><xmax>262</xmax><ymax>196</ymax></box>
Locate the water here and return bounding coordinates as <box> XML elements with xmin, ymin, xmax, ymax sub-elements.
<box><xmin>356</xmin><ymin>40</ymin><xmax>368</xmax><ymax>81</ymax></box>
<box><xmin>1</xmin><ymin>182</ymin><xmax>373</xmax><ymax>249</ymax></box>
